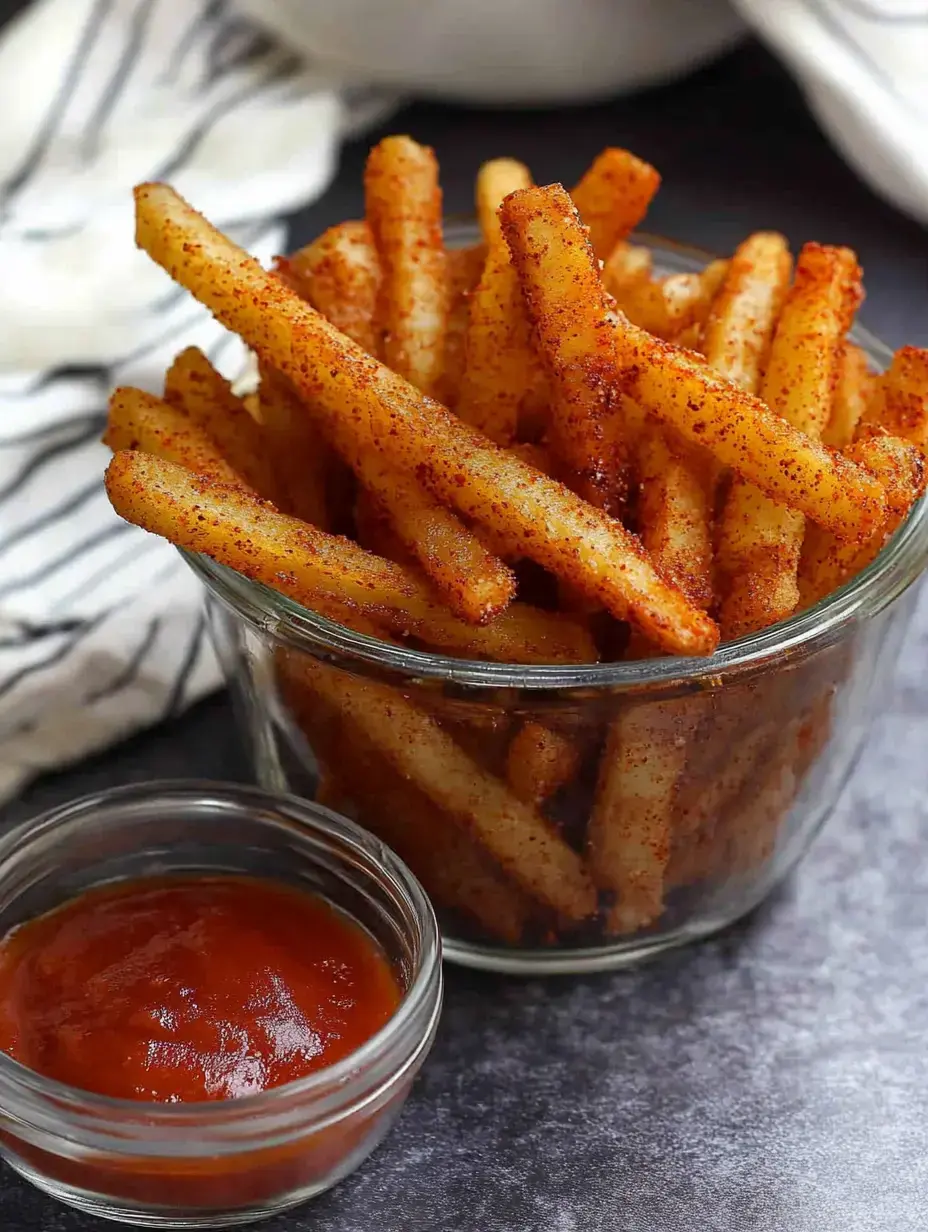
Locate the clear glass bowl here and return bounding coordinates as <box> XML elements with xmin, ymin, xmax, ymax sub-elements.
<box><xmin>187</xmin><ymin>229</ymin><xmax>928</xmax><ymax>975</ymax></box>
<box><xmin>0</xmin><ymin>782</ymin><xmax>441</xmax><ymax>1227</ymax></box>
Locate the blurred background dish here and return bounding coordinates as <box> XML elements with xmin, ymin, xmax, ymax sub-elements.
<box><xmin>234</xmin><ymin>0</ymin><xmax>745</xmax><ymax>104</ymax></box>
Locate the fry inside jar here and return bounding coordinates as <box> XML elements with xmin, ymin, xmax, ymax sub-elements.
<box><xmin>95</xmin><ymin>133</ymin><xmax>928</xmax><ymax>962</ymax></box>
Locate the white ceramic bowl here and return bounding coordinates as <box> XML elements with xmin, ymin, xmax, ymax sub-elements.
<box><xmin>236</xmin><ymin>0</ymin><xmax>745</xmax><ymax>104</ymax></box>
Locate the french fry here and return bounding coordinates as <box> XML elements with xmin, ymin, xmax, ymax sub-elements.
<box><xmin>505</xmin><ymin>721</ymin><xmax>582</xmax><ymax>807</ymax></box>
<box><xmin>701</xmin><ymin>232</ymin><xmax>792</xmax><ymax>392</ymax></box>
<box><xmin>717</xmin><ymin>244</ymin><xmax>863</xmax><ymax>637</ymax></box>
<box><xmin>134</xmin><ymin>182</ymin><xmax>719</xmax><ymax>656</ymax></box>
<box><xmin>798</xmin><ymin>435</ymin><xmax>925</xmax><ymax>607</ymax></box>
<box><xmin>457</xmin><ymin>158</ymin><xmax>537</xmax><ymax>445</ymax></box>
<box><xmin>607</xmin><ymin>260</ymin><xmax>729</xmax><ymax>342</ymax></box>
<box><xmin>476</xmin><ymin>157</ymin><xmax>532</xmax><ymax>249</ymax></box>
<box><xmin>256</xmin><ymin>363</ymin><xmax>331</xmax><ymax>529</ymax></box>
<box><xmin>105</xmin><ymin>451</ymin><xmax>596</xmax><ymax>665</ymax></box>
<box><xmin>278</xmin><ymin>361</ymin><xmax>517</xmax><ymax>623</ymax></box>
<box><xmin>636</xmin><ymin>424</ymin><xmax>714</xmax><ymax>611</ymax></box>
<box><xmin>858</xmin><ymin>345</ymin><xmax>928</xmax><ymax>449</ymax></box>
<box><xmin>588</xmin><ymin>698</ymin><xmax>703</xmax><ymax>934</ymax></box>
<box><xmin>103</xmin><ymin>386</ymin><xmax>247</xmax><ymax>489</ymax></box>
<box><xmin>435</xmin><ymin>242</ymin><xmax>487</xmax><ymax>409</ymax></box>
<box><xmin>284</xmin><ymin>220</ymin><xmax>382</xmax><ymax>357</ymax></box>
<box><xmin>571</xmin><ymin>148</ymin><xmax>661</xmax><ymax>261</ymax></box>
<box><xmin>602</xmin><ymin>242</ymin><xmax>653</xmax><ymax>301</ymax></box>
<box><xmin>609</xmin><ymin>287</ymin><xmax>885</xmax><ymax>541</ymax></box>
<box><xmin>364</xmin><ymin>135</ymin><xmax>448</xmax><ymax>395</ymax></box>
<box><xmin>501</xmin><ymin>183</ymin><xmax>629</xmax><ymax>510</ymax></box>
<box><xmin>278</xmin><ymin>659</ymin><xmax>534</xmax><ymax>944</ymax></box>
<box><xmin>821</xmin><ymin>343</ymin><xmax>873</xmax><ymax>449</ymax></box>
<box><xmin>294</xmin><ymin>658</ymin><xmax>598</xmax><ymax>920</ymax></box>
<box><xmin>163</xmin><ymin>346</ymin><xmax>274</xmax><ymax>497</ymax></box>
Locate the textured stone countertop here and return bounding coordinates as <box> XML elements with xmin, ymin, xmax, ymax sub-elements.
<box><xmin>3</xmin><ymin>40</ymin><xmax>928</xmax><ymax>1232</ymax></box>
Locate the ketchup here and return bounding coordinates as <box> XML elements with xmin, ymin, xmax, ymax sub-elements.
<box><xmin>0</xmin><ymin>875</ymin><xmax>401</xmax><ymax>1103</ymax></box>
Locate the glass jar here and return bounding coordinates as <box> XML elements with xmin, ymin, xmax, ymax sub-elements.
<box><xmin>189</xmin><ymin>231</ymin><xmax>927</xmax><ymax>975</ymax></box>
<box><xmin>0</xmin><ymin>782</ymin><xmax>441</xmax><ymax>1227</ymax></box>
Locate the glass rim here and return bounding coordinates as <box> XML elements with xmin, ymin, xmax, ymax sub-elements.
<box><xmin>0</xmin><ymin>780</ymin><xmax>442</xmax><ymax>1145</ymax></box>
<box><xmin>187</xmin><ymin>228</ymin><xmax>927</xmax><ymax>692</ymax></box>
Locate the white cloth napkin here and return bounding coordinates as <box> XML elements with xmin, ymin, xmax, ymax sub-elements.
<box><xmin>0</xmin><ymin>0</ymin><xmax>396</xmax><ymax>802</ymax></box>
<box><xmin>2</xmin><ymin>0</ymin><xmax>927</xmax><ymax>804</ymax></box>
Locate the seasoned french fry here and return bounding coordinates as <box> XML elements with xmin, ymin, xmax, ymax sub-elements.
<box><xmin>278</xmin><ymin>660</ymin><xmax>534</xmax><ymax>944</ymax></box>
<box><xmin>505</xmin><ymin>721</ymin><xmax>582</xmax><ymax>807</ymax></box>
<box><xmin>284</xmin><ymin>220</ymin><xmax>382</xmax><ymax>357</ymax></box>
<box><xmin>105</xmin><ymin>451</ymin><xmax>596</xmax><ymax>664</ymax></box>
<box><xmin>859</xmin><ymin>345</ymin><xmax>928</xmax><ymax>448</ymax></box>
<box><xmin>134</xmin><ymin>182</ymin><xmax>719</xmax><ymax>656</ymax></box>
<box><xmin>588</xmin><ymin>698</ymin><xmax>703</xmax><ymax>934</ymax></box>
<box><xmin>571</xmin><ymin>148</ymin><xmax>660</xmax><ymax>261</ymax></box>
<box><xmin>103</xmin><ymin>386</ymin><xmax>246</xmax><ymax>489</ymax></box>
<box><xmin>163</xmin><ymin>346</ymin><xmax>274</xmax><ymax>497</ymax></box>
<box><xmin>282</xmin><ymin>365</ymin><xmax>517</xmax><ymax>623</ymax></box>
<box><xmin>701</xmin><ymin>232</ymin><xmax>792</xmax><ymax>392</ymax></box>
<box><xmin>295</xmin><ymin>658</ymin><xmax>598</xmax><ymax>920</ymax></box>
<box><xmin>602</xmin><ymin>242</ymin><xmax>653</xmax><ymax>300</ymax></box>
<box><xmin>717</xmin><ymin>244</ymin><xmax>863</xmax><ymax>637</ymax></box>
<box><xmin>364</xmin><ymin>135</ymin><xmax>448</xmax><ymax>395</ymax></box>
<box><xmin>821</xmin><ymin>343</ymin><xmax>873</xmax><ymax>449</ymax></box>
<box><xmin>607</xmin><ymin>260</ymin><xmax>729</xmax><ymax>342</ymax></box>
<box><xmin>458</xmin><ymin>158</ymin><xmax>537</xmax><ymax>445</ymax></box>
<box><xmin>476</xmin><ymin>157</ymin><xmax>533</xmax><ymax>249</ymax></box>
<box><xmin>609</xmin><ymin>300</ymin><xmax>885</xmax><ymax>540</ymax></box>
<box><xmin>501</xmin><ymin>183</ymin><xmax>629</xmax><ymax>509</ymax></box>
<box><xmin>435</xmin><ymin>242</ymin><xmax>487</xmax><ymax>409</ymax></box>
<box><xmin>636</xmin><ymin>424</ymin><xmax>714</xmax><ymax>611</ymax></box>
<box><xmin>798</xmin><ymin>435</ymin><xmax>925</xmax><ymax>607</ymax></box>
<box><xmin>256</xmin><ymin>363</ymin><xmax>331</xmax><ymax>529</ymax></box>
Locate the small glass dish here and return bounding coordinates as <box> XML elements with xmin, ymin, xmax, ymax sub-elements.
<box><xmin>188</xmin><ymin>226</ymin><xmax>928</xmax><ymax>976</ymax></box>
<box><xmin>0</xmin><ymin>781</ymin><xmax>441</xmax><ymax>1228</ymax></box>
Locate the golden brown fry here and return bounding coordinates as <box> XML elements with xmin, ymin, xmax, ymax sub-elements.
<box><xmin>859</xmin><ymin>345</ymin><xmax>928</xmax><ymax>449</ymax></box>
<box><xmin>607</xmin><ymin>260</ymin><xmax>729</xmax><ymax>342</ymax></box>
<box><xmin>103</xmin><ymin>386</ymin><xmax>246</xmax><ymax>489</ymax></box>
<box><xmin>435</xmin><ymin>242</ymin><xmax>486</xmax><ymax>409</ymax></box>
<box><xmin>163</xmin><ymin>346</ymin><xmax>274</xmax><ymax>497</ymax></box>
<box><xmin>717</xmin><ymin>244</ymin><xmax>863</xmax><ymax>638</ymax></box>
<box><xmin>285</xmin><ymin>220</ymin><xmax>382</xmax><ymax>357</ymax></box>
<box><xmin>822</xmin><ymin>343</ymin><xmax>873</xmax><ymax>449</ymax></box>
<box><xmin>105</xmin><ymin>451</ymin><xmax>596</xmax><ymax>664</ymax></box>
<box><xmin>588</xmin><ymin>698</ymin><xmax>703</xmax><ymax>935</ymax></box>
<box><xmin>636</xmin><ymin>424</ymin><xmax>714</xmax><ymax>611</ymax></box>
<box><xmin>571</xmin><ymin>148</ymin><xmax>661</xmax><ymax>261</ymax></box>
<box><xmin>701</xmin><ymin>232</ymin><xmax>792</xmax><ymax>392</ymax></box>
<box><xmin>798</xmin><ymin>435</ymin><xmax>925</xmax><ymax>607</ymax></box>
<box><xmin>458</xmin><ymin>159</ymin><xmax>537</xmax><ymax>446</ymax></box>
<box><xmin>609</xmin><ymin>305</ymin><xmax>885</xmax><ymax>540</ymax></box>
<box><xmin>295</xmin><ymin>658</ymin><xmax>597</xmax><ymax>920</ymax></box>
<box><xmin>279</xmin><ymin>659</ymin><xmax>533</xmax><ymax>944</ymax></box>
<box><xmin>501</xmin><ymin>183</ymin><xmax>629</xmax><ymax>509</ymax></box>
<box><xmin>505</xmin><ymin>721</ymin><xmax>582</xmax><ymax>807</ymax></box>
<box><xmin>476</xmin><ymin>157</ymin><xmax>533</xmax><ymax>250</ymax></box>
<box><xmin>134</xmin><ymin>182</ymin><xmax>718</xmax><ymax>656</ymax></box>
<box><xmin>602</xmin><ymin>242</ymin><xmax>653</xmax><ymax>300</ymax></box>
<box><xmin>364</xmin><ymin>135</ymin><xmax>448</xmax><ymax>395</ymax></box>
<box><xmin>257</xmin><ymin>363</ymin><xmax>331</xmax><ymax>528</ymax></box>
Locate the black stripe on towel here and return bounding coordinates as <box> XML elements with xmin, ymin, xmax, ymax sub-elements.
<box><xmin>0</xmin><ymin>617</ymin><xmax>106</xmax><ymax>702</ymax></box>
<box><xmin>0</xmin><ymin>0</ymin><xmax>114</xmax><ymax>204</ymax></box>
<box><xmin>87</xmin><ymin>615</ymin><xmax>162</xmax><ymax>702</ymax></box>
<box><xmin>0</xmin><ymin>522</ymin><xmax>133</xmax><ymax>602</ymax></box>
<box><xmin>81</xmin><ymin>0</ymin><xmax>155</xmax><ymax>160</ymax></box>
<box><xmin>163</xmin><ymin>609</ymin><xmax>209</xmax><ymax>716</ymax></box>
<box><xmin>0</xmin><ymin>415</ymin><xmax>107</xmax><ymax>505</ymax></box>
<box><xmin>0</xmin><ymin>476</ymin><xmax>103</xmax><ymax>558</ymax></box>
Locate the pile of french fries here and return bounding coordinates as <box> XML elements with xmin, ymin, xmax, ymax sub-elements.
<box><xmin>102</xmin><ymin>136</ymin><xmax>928</xmax><ymax>948</ymax></box>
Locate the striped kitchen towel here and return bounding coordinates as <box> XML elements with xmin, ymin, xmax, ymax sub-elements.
<box><xmin>0</xmin><ymin>0</ymin><xmax>395</xmax><ymax>802</ymax></box>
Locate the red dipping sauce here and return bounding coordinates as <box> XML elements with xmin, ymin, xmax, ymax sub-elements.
<box><xmin>0</xmin><ymin>875</ymin><xmax>401</xmax><ymax>1104</ymax></box>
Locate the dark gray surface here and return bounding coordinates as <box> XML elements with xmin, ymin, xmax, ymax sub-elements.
<box><xmin>4</xmin><ymin>41</ymin><xmax>928</xmax><ymax>1232</ymax></box>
